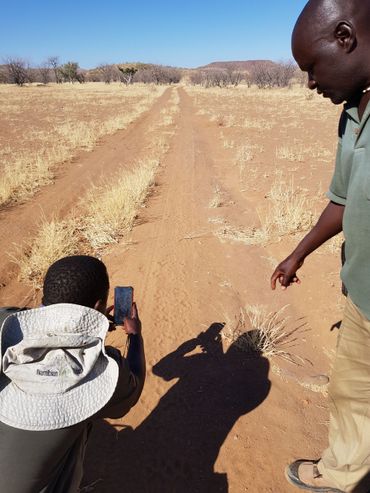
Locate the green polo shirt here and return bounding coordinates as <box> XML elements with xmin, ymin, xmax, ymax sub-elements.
<box><xmin>328</xmin><ymin>100</ymin><xmax>370</xmax><ymax>320</ymax></box>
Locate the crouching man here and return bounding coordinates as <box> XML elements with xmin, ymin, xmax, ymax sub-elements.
<box><xmin>0</xmin><ymin>255</ymin><xmax>145</xmax><ymax>493</ymax></box>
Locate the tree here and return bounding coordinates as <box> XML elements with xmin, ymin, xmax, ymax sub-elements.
<box><xmin>118</xmin><ymin>66</ymin><xmax>138</xmax><ymax>85</ymax></box>
<box><xmin>271</xmin><ymin>61</ymin><xmax>296</xmax><ymax>88</ymax></box>
<box><xmin>134</xmin><ymin>65</ymin><xmax>182</xmax><ymax>85</ymax></box>
<box><xmin>249</xmin><ymin>61</ymin><xmax>297</xmax><ymax>89</ymax></box>
<box><xmin>47</xmin><ymin>56</ymin><xmax>61</xmax><ymax>83</ymax></box>
<box><xmin>189</xmin><ymin>70</ymin><xmax>204</xmax><ymax>85</ymax></box>
<box><xmin>189</xmin><ymin>68</ymin><xmax>243</xmax><ymax>88</ymax></box>
<box><xmin>249</xmin><ymin>62</ymin><xmax>275</xmax><ymax>88</ymax></box>
<box><xmin>295</xmin><ymin>67</ymin><xmax>308</xmax><ymax>87</ymax></box>
<box><xmin>226</xmin><ymin>66</ymin><xmax>244</xmax><ymax>87</ymax></box>
<box><xmin>5</xmin><ymin>58</ymin><xmax>29</xmax><ymax>86</ymax></box>
<box><xmin>59</xmin><ymin>62</ymin><xmax>80</xmax><ymax>83</ymax></box>
<box><xmin>98</xmin><ymin>64</ymin><xmax>116</xmax><ymax>84</ymax></box>
<box><xmin>203</xmin><ymin>69</ymin><xmax>229</xmax><ymax>88</ymax></box>
<box><xmin>38</xmin><ymin>62</ymin><xmax>51</xmax><ymax>84</ymax></box>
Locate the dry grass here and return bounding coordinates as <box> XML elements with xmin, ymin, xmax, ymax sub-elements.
<box><xmin>185</xmin><ymin>85</ymin><xmax>337</xmax><ymax>136</ymax></box>
<box><xmin>235</xmin><ymin>143</ymin><xmax>264</xmax><ymax>182</ymax></box>
<box><xmin>13</xmin><ymin>89</ymin><xmax>176</xmax><ymax>289</ymax></box>
<box><xmin>15</xmin><ymin>216</ymin><xmax>81</xmax><ymax>285</ymax></box>
<box><xmin>0</xmin><ymin>83</ymin><xmax>165</xmax><ymax>208</ymax></box>
<box><xmin>215</xmin><ymin>224</ymin><xmax>269</xmax><ymax>246</ymax></box>
<box><xmin>215</xmin><ymin>176</ymin><xmax>314</xmax><ymax>247</ymax></box>
<box><xmin>0</xmin><ymin>153</ymin><xmax>55</xmax><ymax>206</ymax></box>
<box><xmin>208</xmin><ymin>184</ymin><xmax>223</xmax><ymax>208</ymax></box>
<box><xmin>263</xmin><ymin>176</ymin><xmax>315</xmax><ymax>237</ymax></box>
<box><xmin>223</xmin><ymin>138</ymin><xmax>235</xmax><ymax>149</ymax></box>
<box><xmin>242</xmin><ymin>118</ymin><xmax>274</xmax><ymax>130</ymax></box>
<box><xmin>81</xmin><ymin>158</ymin><xmax>159</xmax><ymax>251</ymax></box>
<box><xmin>276</xmin><ymin>146</ymin><xmax>305</xmax><ymax>162</ymax></box>
<box><xmin>276</xmin><ymin>144</ymin><xmax>333</xmax><ymax>163</ymax></box>
<box><xmin>149</xmin><ymin>87</ymin><xmax>179</xmax><ymax>132</ymax></box>
<box><xmin>15</xmin><ymin>157</ymin><xmax>160</xmax><ymax>288</ymax></box>
<box><xmin>222</xmin><ymin>304</ymin><xmax>307</xmax><ymax>365</ymax></box>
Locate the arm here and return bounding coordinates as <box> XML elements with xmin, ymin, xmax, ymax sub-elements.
<box><xmin>271</xmin><ymin>201</ymin><xmax>344</xmax><ymax>290</ymax></box>
<box><xmin>123</xmin><ymin>302</ymin><xmax>145</xmax><ymax>405</ymax></box>
<box><xmin>96</xmin><ymin>303</ymin><xmax>145</xmax><ymax>419</ymax></box>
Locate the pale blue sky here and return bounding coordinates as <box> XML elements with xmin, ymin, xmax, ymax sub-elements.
<box><xmin>0</xmin><ymin>1</ymin><xmax>308</xmax><ymax>68</ymax></box>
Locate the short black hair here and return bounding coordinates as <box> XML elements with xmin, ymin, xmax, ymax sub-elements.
<box><xmin>42</xmin><ymin>255</ymin><xmax>109</xmax><ymax>308</ymax></box>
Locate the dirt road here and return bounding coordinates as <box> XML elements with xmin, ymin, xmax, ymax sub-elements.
<box><xmin>79</xmin><ymin>88</ymin><xmax>331</xmax><ymax>492</ymax></box>
<box><xmin>0</xmin><ymin>85</ymin><xmax>336</xmax><ymax>492</ymax></box>
<box><xmin>0</xmin><ymin>89</ymin><xmax>172</xmax><ymax>303</ymax></box>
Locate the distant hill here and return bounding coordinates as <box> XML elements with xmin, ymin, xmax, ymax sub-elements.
<box><xmin>196</xmin><ymin>60</ymin><xmax>277</xmax><ymax>71</ymax></box>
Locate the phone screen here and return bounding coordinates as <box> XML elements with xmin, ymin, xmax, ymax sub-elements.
<box><xmin>114</xmin><ymin>286</ymin><xmax>133</xmax><ymax>325</ymax></box>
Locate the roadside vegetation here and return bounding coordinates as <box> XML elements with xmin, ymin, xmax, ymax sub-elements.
<box><xmin>14</xmin><ymin>90</ymin><xmax>180</xmax><ymax>288</ymax></box>
<box><xmin>0</xmin><ymin>83</ymin><xmax>165</xmax><ymax>208</ymax></box>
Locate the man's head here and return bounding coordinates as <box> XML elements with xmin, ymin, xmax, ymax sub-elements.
<box><xmin>42</xmin><ymin>255</ymin><xmax>109</xmax><ymax>312</ymax></box>
<box><xmin>292</xmin><ymin>0</ymin><xmax>370</xmax><ymax>104</ymax></box>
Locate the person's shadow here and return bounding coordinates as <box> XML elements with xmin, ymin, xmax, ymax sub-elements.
<box><xmin>82</xmin><ymin>323</ymin><xmax>271</xmax><ymax>493</ymax></box>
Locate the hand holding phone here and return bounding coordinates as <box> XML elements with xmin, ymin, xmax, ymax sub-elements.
<box><xmin>114</xmin><ymin>286</ymin><xmax>134</xmax><ymax>325</ymax></box>
<box><xmin>123</xmin><ymin>302</ymin><xmax>141</xmax><ymax>335</ymax></box>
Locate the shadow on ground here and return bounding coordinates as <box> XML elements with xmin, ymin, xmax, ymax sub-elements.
<box><xmin>83</xmin><ymin>323</ymin><xmax>271</xmax><ymax>493</ymax></box>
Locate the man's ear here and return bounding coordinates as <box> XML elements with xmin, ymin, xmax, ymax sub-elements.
<box><xmin>335</xmin><ymin>21</ymin><xmax>356</xmax><ymax>53</ymax></box>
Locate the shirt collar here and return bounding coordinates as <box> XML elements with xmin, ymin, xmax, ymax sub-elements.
<box><xmin>344</xmin><ymin>100</ymin><xmax>370</xmax><ymax>127</ymax></box>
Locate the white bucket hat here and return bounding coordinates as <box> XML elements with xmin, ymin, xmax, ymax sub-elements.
<box><xmin>0</xmin><ymin>303</ymin><xmax>119</xmax><ymax>431</ymax></box>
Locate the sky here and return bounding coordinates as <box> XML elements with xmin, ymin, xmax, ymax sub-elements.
<box><xmin>0</xmin><ymin>0</ymin><xmax>308</xmax><ymax>69</ymax></box>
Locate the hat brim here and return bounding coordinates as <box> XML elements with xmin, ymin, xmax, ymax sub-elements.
<box><xmin>0</xmin><ymin>353</ymin><xmax>119</xmax><ymax>431</ymax></box>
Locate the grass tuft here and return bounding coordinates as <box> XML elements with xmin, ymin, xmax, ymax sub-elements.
<box><xmin>16</xmin><ymin>217</ymin><xmax>81</xmax><ymax>286</ymax></box>
<box><xmin>81</xmin><ymin>159</ymin><xmax>159</xmax><ymax>251</ymax></box>
<box><xmin>223</xmin><ymin>305</ymin><xmax>307</xmax><ymax>365</ymax></box>
<box><xmin>263</xmin><ymin>176</ymin><xmax>314</xmax><ymax>237</ymax></box>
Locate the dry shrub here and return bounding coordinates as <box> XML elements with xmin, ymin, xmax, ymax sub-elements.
<box><xmin>82</xmin><ymin>159</ymin><xmax>159</xmax><ymax>250</ymax></box>
<box><xmin>223</xmin><ymin>305</ymin><xmax>307</xmax><ymax>364</ymax></box>
<box><xmin>264</xmin><ymin>177</ymin><xmax>314</xmax><ymax>236</ymax></box>
<box><xmin>16</xmin><ymin>217</ymin><xmax>81</xmax><ymax>286</ymax></box>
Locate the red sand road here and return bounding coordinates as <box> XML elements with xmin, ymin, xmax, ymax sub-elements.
<box><xmin>1</xmin><ymin>87</ymin><xmax>339</xmax><ymax>492</ymax></box>
<box><xmin>82</xmin><ymin>88</ymin><xmax>333</xmax><ymax>493</ymax></box>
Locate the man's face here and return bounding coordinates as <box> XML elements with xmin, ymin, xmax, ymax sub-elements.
<box><xmin>292</xmin><ymin>24</ymin><xmax>359</xmax><ymax>105</ymax></box>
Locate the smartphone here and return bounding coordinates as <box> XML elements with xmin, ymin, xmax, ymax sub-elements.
<box><xmin>114</xmin><ymin>286</ymin><xmax>134</xmax><ymax>325</ymax></box>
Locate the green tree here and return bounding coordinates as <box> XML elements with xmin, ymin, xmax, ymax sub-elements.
<box><xmin>59</xmin><ymin>62</ymin><xmax>80</xmax><ymax>83</ymax></box>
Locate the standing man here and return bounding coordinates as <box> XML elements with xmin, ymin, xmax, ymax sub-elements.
<box><xmin>271</xmin><ymin>1</ymin><xmax>370</xmax><ymax>492</ymax></box>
